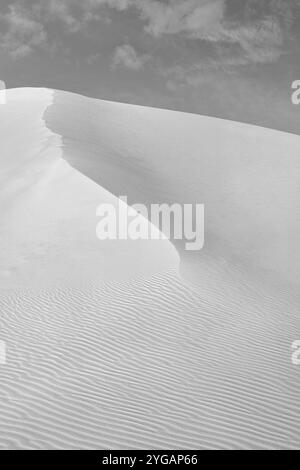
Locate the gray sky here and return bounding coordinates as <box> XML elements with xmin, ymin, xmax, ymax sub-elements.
<box><xmin>1</xmin><ymin>0</ymin><xmax>300</xmax><ymax>134</ymax></box>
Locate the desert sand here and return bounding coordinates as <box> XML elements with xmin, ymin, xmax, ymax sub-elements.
<box><xmin>0</xmin><ymin>88</ymin><xmax>300</xmax><ymax>449</ymax></box>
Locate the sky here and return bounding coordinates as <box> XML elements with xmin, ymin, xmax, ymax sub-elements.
<box><xmin>0</xmin><ymin>0</ymin><xmax>300</xmax><ymax>134</ymax></box>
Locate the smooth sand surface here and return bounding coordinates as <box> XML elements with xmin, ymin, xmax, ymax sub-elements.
<box><xmin>0</xmin><ymin>88</ymin><xmax>300</xmax><ymax>449</ymax></box>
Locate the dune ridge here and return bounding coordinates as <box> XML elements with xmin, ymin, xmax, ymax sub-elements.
<box><xmin>0</xmin><ymin>88</ymin><xmax>177</xmax><ymax>291</ymax></box>
<box><xmin>45</xmin><ymin>88</ymin><xmax>300</xmax><ymax>287</ymax></box>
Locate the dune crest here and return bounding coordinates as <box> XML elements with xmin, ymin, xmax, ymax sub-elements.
<box><xmin>0</xmin><ymin>88</ymin><xmax>177</xmax><ymax>290</ymax></box>
<box><xmin>45</xmin><ymin>89</ymin><xmax>300</xmax><ymax>289</ymax></box>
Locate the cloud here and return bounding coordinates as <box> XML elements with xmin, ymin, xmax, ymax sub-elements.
<box><xmin>102</xmin><ymin>0</ymin><xmax>297</xmax><ymax>66</ymax></box>
<box><xmin>0</xmin><ymin>3</ymin><xmax>47</xmax><ymax>58</ymax></box>
<box><xmin>86</xmin><ymin>0</ymin><xmax>131</xmax><ymax>10</ymax></box>
<box><xmin>112</xmin><ymin>44</ymin><xmax>150</xmax><ymax>70</ymax></box>
<box><xmin>122</xmin><ymin>0</ymin><xmax>297</xmax><ymax>88</ymax></box>
<box><xmin>225</xmin><ymin>17</ymin><xmax>284</xmax><ymax>64</ymax></box>
<box><xmin>0</xmin><ymin>0</ymin><xmax>107</xmax><ymax>59</ymax></box>
<box><xmin>134</xmin><ymin>0</ymin><xmax>292</xmax><ymax>64</ymax></box>
<box><xmin>134</xmin><ymin>0</ymin><xmax>225</xmax><ymax>39</ymax></box>
<box><xmin>0</xmin><ymin>0</ymin><xmax>298</xmax><ymax>71</ymax></box>
<box><xmin>38</xmin><ymin>0</ymin><xmax>82</xmax><ymax>33</ymax></box>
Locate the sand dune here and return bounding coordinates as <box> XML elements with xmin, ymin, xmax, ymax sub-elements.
<box><xmin>45</xmin><ymin>89</ymin><xmax>300</xmax><ymax>287</ymax></box>
<box><xmin>0</xmin><ymin>88</ymin><xmax>300</xmax><ymax>449</ymax></box>
<box><xmin>0</xmin><ymin>88</ymin><xmax>176</xmax><ymax>290</ymax></box>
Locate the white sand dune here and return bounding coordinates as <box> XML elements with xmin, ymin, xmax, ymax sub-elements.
<box><xmin>0</xmin><ymin>88</ymin><xmax>300</xmax><ymax>449</ymax></box>
<box><xmin>0</xmin><ymin>89</ymin><xmax>176</xmax><ymax>290</ymax></box>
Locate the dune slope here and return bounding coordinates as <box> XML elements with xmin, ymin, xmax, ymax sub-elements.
<box><xmin>45</xmin><ymin>89</ymin><xmax>300</xmax><ymax>287</ymax></box>
<box><xmin>0</xmin><ymin>88</ymin><xmax>177</xmax><ymax>290</ymax></box>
